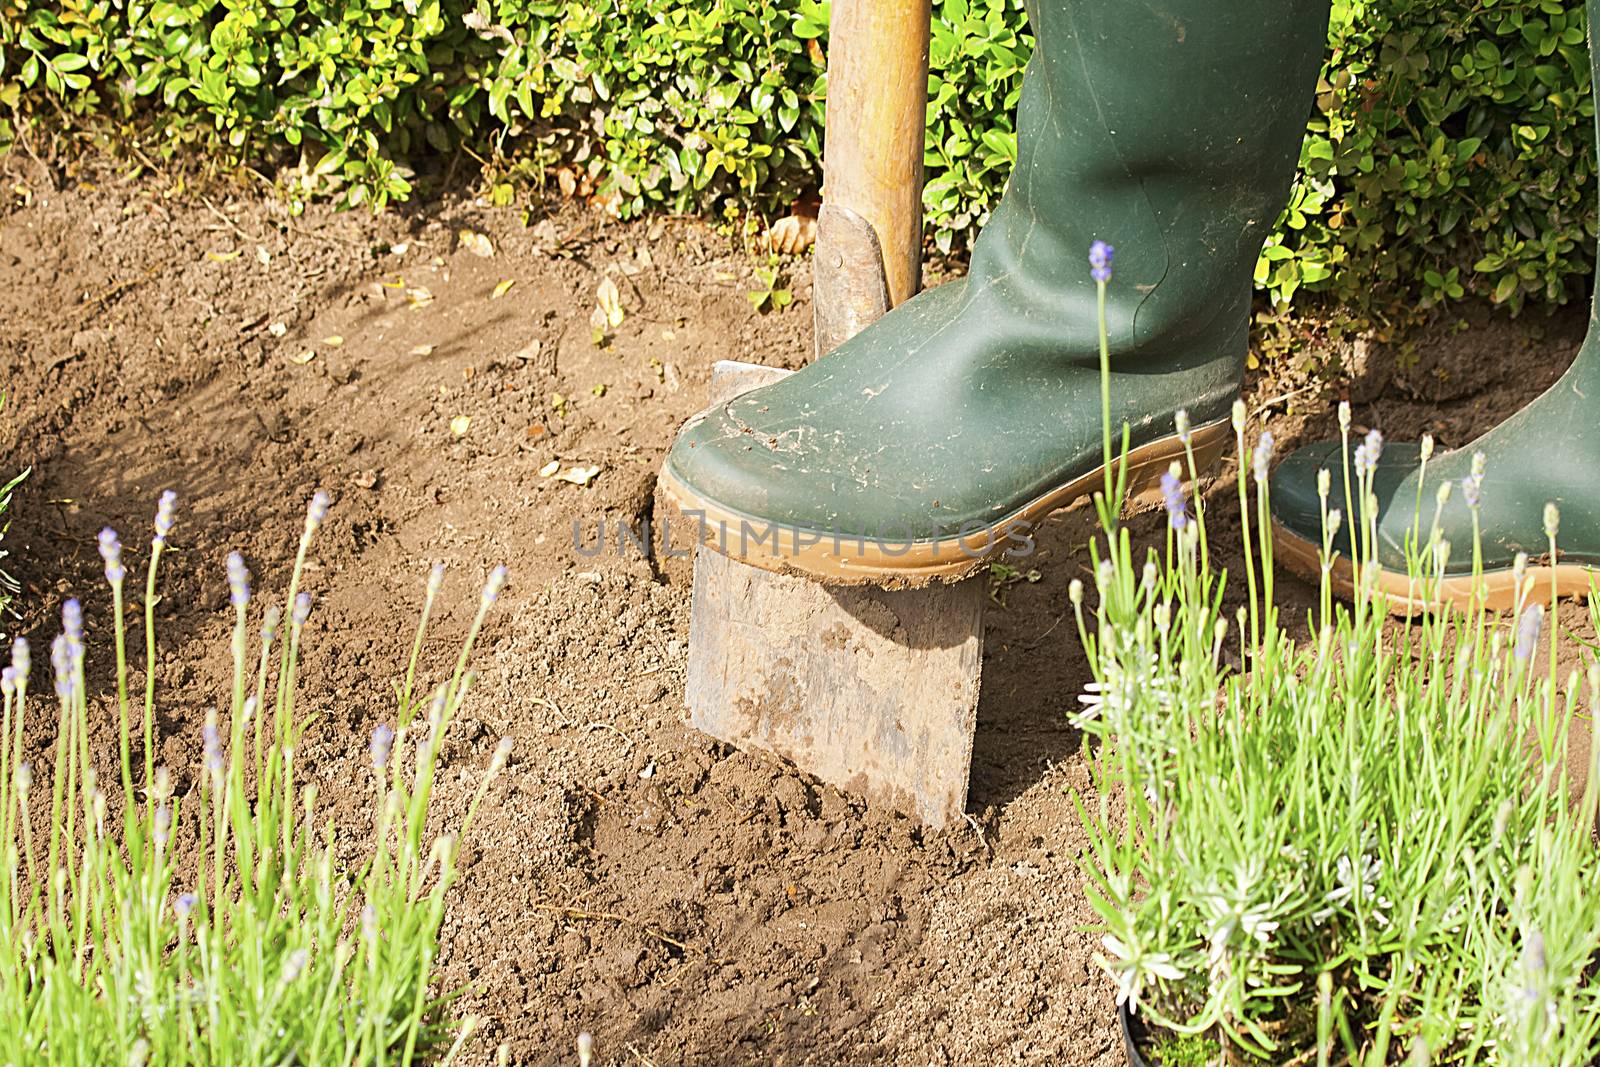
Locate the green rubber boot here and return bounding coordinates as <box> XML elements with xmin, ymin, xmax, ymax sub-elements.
<box><xmin>661</xmin><ymin>0</ymin><xmax>1329</xmax><ymax>585</ymax></box>
<box><xmin>1269</xmin><ymin>3</ymin><xmax>1600</xmax><ymax>612</ymax></box>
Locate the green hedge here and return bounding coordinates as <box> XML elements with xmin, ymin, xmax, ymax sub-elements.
<box><xmin>1</xmin><ymin>0</ymin><xmax>1593</xmax><ymax>318</ymax></box>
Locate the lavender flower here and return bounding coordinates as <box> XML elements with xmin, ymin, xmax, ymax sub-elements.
<box><xmin>153</xmin><ymin>490</ymin><xmax>177</xmax><ymax>546</ymax></box>
<box><xmin>175</xmin><ymin>892</ymin><xmax>199</xmax><ymax>919</ymax></box>
<box><xmin>1174</xmin><ymin>409</ymin><xmax>1191</xmax><ymax>445</ymax></box>
<box><xmin>1461</xmin><ymin>473</ymin><xmax>1483</xmax><ymax>511</ymax></box>
<box><xmin>62</xmin><ymin>599</ymin><xmax>83</xmax><ymax>647</ymax></box>
<box><xmin>305</xmin><ymin>490</ymin><xmax>331</xmax><ymax>532</ymax></box>
<box><xmin>261</xmin><ymin>605</ymin><xmax>282</xmax><ymax>643</ymax></box>
<box><xmin>1337</xmin><ymin>401</ymin><xmax>1352</xmax><ymax>435</ymax></box>
<box><xmin>1</xmin><ymin>667</ymin><xmax>13</xmax><ymax>698</ymax></box>
<box><xmin>1543</xmin><ymin>502</ymin><xmax>1560</xmax><ymax>541</ymax></box>
<box><xmin>489</xmin><ymin>736</ymin><xmax>514</xmax><ymax>775</ymax></box>
<box><xmin>226</xmin><ymin>551</ymin><xmax>250</xmax><ymax>609</ymax></box>
<box><xmin>1253</xmin><ymin>432</ymin><xmax>1275</xmax><ymax>484</ymax></box>
<box><xmin>153</xmin><ymin>803</ymin><xmax>172</xmax><ymax>853</ymax></box>
<box><xmin>1514</xmin><ymin>605</ymin><xmax>1543</xmax><ymax>662</ymax></box>
<box><xmin>427</xmin><ymin>562</ymin><xmax>446</xmax><ymax>601</ymax></box>
<box><xmin>280</xmin><ymin>948</ymin><xmax>310</xmax><ymax>984</ymax></box>
<box><xmin>370</xmin><ymin>724</ymin><xmax>396</xmax><ymax>769</ymax></box>
<box><xmin>98</xmin><ymin>528</ymin><xmax>124</xmax><ymax>585</ymax></box>
<box><xmin>1088</xmin><ymin>240</ymin><xmax>1114</xmax><ymax>283</ymax></box>
<box><xmin>1160</xmin><ymin>470</ymin><xmax>1188</xmax><ymax>531</ymax></box>
<box><xmin>202</xmin><ymin>721</ymin><xmax>225</xmax><ymax>776</ymax></box>
<box><xmin>15</xmin><ymin>762</ymin><xmax>31</xmax><ymax>793</ymax></box>
<box><xmin>51</xmin><ymin>634</ymin><xmax>74</xmax><ymax>700</ymax></box>
<box><xmin>292</xmin><ymin>592</ymin><xmax>312</xmax><ymax>628</ymax></box>
<box><xmin>482</xmin><ymin>564</ymin><xmax>508</xmax><ymax>606</ymax></box>
<box><xmin>1363</xmin><ymin>428</ymin><xmax>1384</xmax><ymax>467</ymax></box>
<box><xmin>11</xmin><ymin>637</ymin><xmax>28</xmax><ymax>686</ymax></box>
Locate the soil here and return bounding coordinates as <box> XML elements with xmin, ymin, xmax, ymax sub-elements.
<box><xmin>0</xmin><ymin>151</ymin><xmax>1593</xmax><ymax>1065</ymax></box>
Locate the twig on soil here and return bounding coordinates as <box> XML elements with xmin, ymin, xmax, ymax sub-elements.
<box><xmin>625</xmin><ymin>1045</ymin><xmax>660</xmax><ymax>1067</ymax></box>
<box><xmin>962</xmin><ymin>812</ymin><xmax>993</xmax><ymax>856</ymax></box>
<box><xmin>1251</xmin><ymin>383</ymin><xmax>1316</xmax><ymax>418</ymax></box>
<box><xmin>530</xmin><ymin>902</ymin><xmax>690</xmax><ymax>954</ymax></box>
<box><xmin>200</xmin><ymin>195</ymin><xmax>267</xmax><ymax>245</ymax></box>
<box><xmin>584</xmin><ymin>721</ymin><xmax>637</xmax><ymax>750</ymax></box>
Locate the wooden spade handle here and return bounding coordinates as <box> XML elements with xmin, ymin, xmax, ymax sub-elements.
<box><xmin>819</xmin><ymin>0</ymin><xmax>931</xmax><ymax>315</ymax></box>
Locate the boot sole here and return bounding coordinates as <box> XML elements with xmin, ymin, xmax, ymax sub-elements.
<box><xmin>657</xmin><ymin>419</ymin><xmax>1232</xmax><ymax>587</ymax></box>
<box><xmin>1272</xmin><ymin>521</ymin><xmax>1598</xmax><ymax>615</ymax></box>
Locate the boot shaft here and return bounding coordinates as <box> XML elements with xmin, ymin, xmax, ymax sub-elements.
<box><xmin>972</xmin><ymin>0</ymin><xmax>1331</xmax><ymax>362</ymax></box>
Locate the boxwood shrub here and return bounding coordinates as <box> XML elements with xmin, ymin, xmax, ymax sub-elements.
<box><xmin>1</xmin><ymin>0</ymin><xmax>1592</xmax><ymax>319</ymax></box>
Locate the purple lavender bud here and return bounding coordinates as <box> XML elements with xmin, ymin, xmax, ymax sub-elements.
<box><xmin>153</xmin><ymin>803</ymin><xmax>172</xmax><ymax>851</ymax></box>
<box><xmin>1</xmin><ymin>666</ymin><xmax>13</xmax><ymax>698</ymax></box>
<box><xmin>153</xmin><ymin>490</ymin><xmax>177</xmax><ymax>545</ymax></box>
<box><xmin>427</xmin><ymin>562</ymin><xmax>446</xmax><ymax>601</ymax></box>
<box><xmin>11</xmin><ymin>637</ymin><xmax>28</xmax><ymax>685</ymax></box>
<box><xmin>1461</xmin><ymin>474</ymin><xmax>1482</xmax><ymax>511</ymax></box>
<box><xmin>306</xmin><ymin>490</ymin><xmax>331</xmax><ymax>531</ymax></box>
<box><xmin>15</xmin><ymin>762</ymin><xmax>30</xmax><ymax>792</ymax></box>
<box><xmin>1524</xmin><ymin>930</ymin><xmax>1547</xmax><ymax>978</ymax></box>
<box><xmin>226</xmin><ymin>552</ymin><xmax>250</xmax><ymax>609</ymax></box>
<box><xmin>261</xmin><ymin>606</ymin><xmax>282</xmax><ymax>643</ymax></box>
<box><xmin>175</xmin><ymin>892</ymin><xmax>198</xmax><ymax>918</ymax></box>
<box><xmin>202</xmin><ymin>722</ymin><xmax>224</xmax><ymax>774</ymax></box>
<box><xmin>1362</xmin><ymin>429</ymin><xmax>1384</xmax><ymax>468</ymax></box>
<box><xmin>280</xmin><ymin>948</ymin><xmax>309</xmax><ymax>983</ymax></box>
<box><xmin>482</xmin><ymin>565</ymin><xmax>508</xmax><ymax>606</ymax></box>
<box><xmin>98</xmin><ymin>528</ymin><xmax>125</xmax><ymax>584</ymax></box>
<box><xmin>51</xmin><ymin>634</ymin><xmax>74</xmax><ymax>700</ymax></box>
<box><xmin>1174</xmin><ymin>409</ymin><xmax>1192</xmax><ymax>445</ymax></box>
<box><xmin>1515</xmin><ymin>605</ymin><xmax>1543</xmax><ymax>662</ymax></box>
<box><xmin>62</xmin><ymin>599</ymin><xmax>83</xmax><ymax>645</ymax></box>
<box><xmin>361</xmin><ymin>902</ymin><xmax>379</xmax><ymax>940</ymax></box>
<box><xmin>1088</xmin><ymin>240</ymin><xmax>1114</xmax><ymax>283</ymax></box>
<box><xmin>370</xmin><ymin>724</ymin><xmax>395</xmax><ymax>769</ymax></box>
<box><xmin>1160</xmin><ymin>471</ymin><xmax>1187</xmax><ymax>530</ymax></box>
<box><xmin>1253</xmin><ymin>432</ymin><xmax>1275</xmax><ymax>484</ymax></box>
<box><xmin>291</xmin><ymin>592</ymin><xmax>312</xmax><ymax>628</ymax></box>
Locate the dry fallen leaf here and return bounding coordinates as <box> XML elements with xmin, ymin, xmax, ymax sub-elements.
<box><xmin>449</xmin><ymin>415</ymin><xmax>472</xmax><ymax>436</ymax></box>
<box><xmin>555</xmin><ymin>465</ymin><xmax>601</xmax><ymax>487</ymax></box>
<box><xmin>206</xmin><ymin>249</ymin><xmax>242</xmax><ymax>263</ymax></box>
<box><xmin>538</xmin><ymin>460</ymin><xmax>561</xmax><ymax>477</ymax></box>
<box><xmin>407</xmin><ymin>286</ymin><xmax>434</xmax><ymax>309</ymax></box>
<box><xmin>288</xmin><ymin>349</ymin><xmax>316</xmax><ymax>365</ymax></box>
<box><xmin>458</xmin><ymin>230</ymin><xmax>495</xmax><ymax>258</ymax></box>
<box><xmin>491</xmin><ymin>278</ymin><xmax>516</xmax><ymax>300</ymax></box>
<box><xmin>766</xmin><ymin>211</ymin><xmax>818</xmax><ymax>255</ymax></box>
<box><xmin>409</xmin><ymin>343</ymin><xmax>436</xmax><ymax>356</ymax></box>
<box><xmin>596</xmin><ymin>277</ymin><xmax>624</xmax><ymax>327</ymax></box>
<box><xmin>322</xmin><ymin>335</ymin><xmax>344</xmax><ymax>347</ymax></box>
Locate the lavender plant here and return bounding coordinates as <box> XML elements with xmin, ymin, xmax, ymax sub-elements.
<box><xmin>0</xmin><ymin>491</ymin><xmax>511</xmax><ymax>1065</ymax></box>
<box><xmin>1075</xmin><ymin>247</ymin><xmax>1600</xmax><ymax>1063</ymax></box>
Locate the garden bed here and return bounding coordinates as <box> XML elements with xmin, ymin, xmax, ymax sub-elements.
<box><xmin>0</xmin><ymin>150</ymin><xmax>1592</xmax><ymax>1063</ymax></box>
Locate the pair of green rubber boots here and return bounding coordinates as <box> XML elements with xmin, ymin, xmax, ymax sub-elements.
<box><xmin>660</xmin><ymin>0</ymin><xmax>1600</xmax><ymax>608</ymax></box>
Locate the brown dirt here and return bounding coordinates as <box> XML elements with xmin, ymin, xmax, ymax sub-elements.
<box><xmin>0</xmin><ymin>152</ymin><xmax>1592</xmax><ymax>1064</ymax></box>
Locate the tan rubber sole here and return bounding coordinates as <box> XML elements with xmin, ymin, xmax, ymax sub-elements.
<box><xmin>1272</xmin><ymin>520</ymin><xmax>1598</xmax><ymax>616</ymax></box>
<box><xmin>657</xmin><ymin>419</ymin><xmax>1232</xmax><ymax>587</ymax></box>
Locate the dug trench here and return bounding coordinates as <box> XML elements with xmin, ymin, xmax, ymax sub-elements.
<box><xmin>0</xmin><ymin>152</ymin><xmax>1592</xmax><ymax>1064</ymax></box>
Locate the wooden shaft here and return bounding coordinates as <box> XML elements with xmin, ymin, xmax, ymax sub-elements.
<box><xmin>822</xmin><ymin>0</ymin><xmax>930</xmax><ymax>309</ymax></box>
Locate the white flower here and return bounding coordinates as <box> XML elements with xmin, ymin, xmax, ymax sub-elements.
<box><xmin>1099</xmin><ymin>934</ymin><xmax>1184</xmax><ymax>1013</ymax></box>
